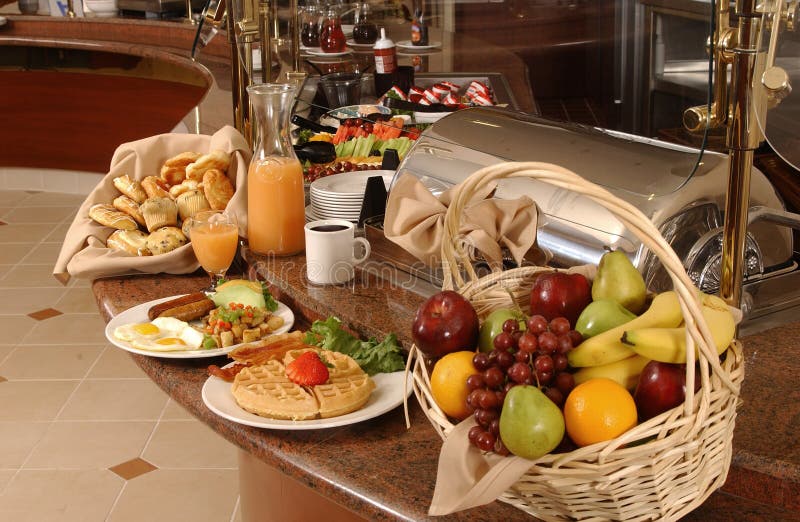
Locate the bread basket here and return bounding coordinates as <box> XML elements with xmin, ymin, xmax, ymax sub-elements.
<box><xmin>408</xmin><ymin>161</ymin><xmax>744</xmax><ymax>521</ymax></box>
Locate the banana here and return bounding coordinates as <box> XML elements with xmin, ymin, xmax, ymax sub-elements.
<box><xmin>620</xmin><ymin>293</ymin><xmax>736</xmax><ymax>363</ymax></box>
<box><xmin>573</xmin><ymin>354</ymin><xmax>651</xmax><ymax>391</ymax></box>
<box><xmin>568</xmin><ymin>291</ymin><xmax>683</xmax><ymax>367</ymax></box>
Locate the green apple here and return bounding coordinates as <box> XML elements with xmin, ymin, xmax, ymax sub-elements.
<box><xmin>575</xmin><ymin>299</ymin><xmax>636</xmax><ymax>339</ymax></box>
<box><xmin>499</xmin><ymin>385</ymin><xmax>565</xmax><ymax>460</ymax></box>
<box><xmin>478</xmin><ymin>308</ymin><xmax>526</xmax><ymax>352</ymax></box>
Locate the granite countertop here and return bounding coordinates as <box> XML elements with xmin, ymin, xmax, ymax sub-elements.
<box><xmin>92</xmin><ymin>252</ymin><xmax>799</xmax><ymax>521</ymax></box>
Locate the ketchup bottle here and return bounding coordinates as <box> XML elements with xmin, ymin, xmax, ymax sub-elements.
<box><xmin>373</xmin><ymin>28</ymin><xmax>397</xmax><ymax>74</ymax></box>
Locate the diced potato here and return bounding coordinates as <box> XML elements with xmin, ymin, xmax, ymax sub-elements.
<box><xmin>265</xmin><ymin>315</ymin><xmax>284</xmax><ymax>333</ymax></box>
<box><xmin>242</xmin><ymin>328</ymin><xmax>261</xmax><ymax>343</ymax></box>
<box><xmin>251</xmin><ymin>312</ymin><xmax>265</xmax><ymax>327</ymax></box>
<box><xmin>220</xmin><ymin>330</ymin><xmax>235</xmax><ymax>347</ymax></box>
<box><xmin>232</xmin><ymin>324</ymin><xmax>243</xmax><ymax>339</ymax></box>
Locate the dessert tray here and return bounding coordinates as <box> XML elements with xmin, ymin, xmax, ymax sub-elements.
<box><xmin>202</xmin><ymin>365</ymin><xmax>411</xmax><ymax>429</ymax></box>
<box><xmin>105</xmin><ymin>295</ymin><xmax>294</xmax><ymax>359</ymax></box>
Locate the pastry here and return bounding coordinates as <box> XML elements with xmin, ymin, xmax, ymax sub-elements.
<box><xmin>88</xmin><ymin>203</ymin><xmax>138</xmax><ymax>230</ymax></box>
<box><xmin>106</xmin><ymin>229</ymin><xmax>151</xmax><ymax>256</ymax></box>
<box><xmin>112</xmin><ymin>175</ymin><xmax>147</xmax><ymax>203</ymax></box>
<box><xmin>141</xmin><ymin>176</ymin><xmax>171</xmax><ymax>199</ymax></box>
<box><xmin>148</xmin><ymin>292</ymin><xmax>216</xmax><ymax>321</ymax></box>
<box><xmin>161</xmin><ymin>152</ymin><xmax>201</xmax><ymax>185</ymax></box>
<box><xmin>202</xmin><ymin>169</ymin><xmax>235</xmax><ymax>210</ymax></box>
<box><xmin>176</xmin><ymin>189</ymin><xmax>211</xmax><ymax>221</ymax></box>
<box><xmin>186</xmin><ymin>149</ymin><xmax>230</xmax><ymax>182</ymax></box>
<box><xmin>145</xmin><ymin>226</ymin><xmax>188</xmax><ymax>255</ymax></box>
<box><xmin>112</xmin><ymin>195</ymin><xmax>146</xmax><ymax>227</ymax></box>
<box><xmin>169</xmin><ymin>179</ymin><xmax>199</xmax><ymax>198</ymax></box>
<box><xmin>140</xmin><ymin>197</ymin><xmax>179</xmax><ymax>232</ymax></box>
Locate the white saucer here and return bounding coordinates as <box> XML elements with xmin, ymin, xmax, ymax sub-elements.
<box><xmin>396</xmin><ymin>40</ymin><xmax>442</xmax><ymax>51</ymax></box>
<box><xmin>306</xmin><ymin>49</ymin><xmax>352</xmax><ymax>57</ymax></box>
<box><xmin>346</xmin><ymin>39</ymin><xmax>376</xmax><ymax>49</ymax></box>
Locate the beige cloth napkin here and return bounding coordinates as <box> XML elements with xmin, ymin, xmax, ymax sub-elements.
<box><xmin>53</xmin><ymin>126</ymin><xmax>251</xmax><ymax>284</ymax></box>
<box><xmin>428</xmin><ymin>416</ymin><xmax>538</xmax><ymax>516</ymax></box>
<box><xmin>384</xmin><ymin>173</ymin><xmax>539</xmax><ymax>269</ymax></box>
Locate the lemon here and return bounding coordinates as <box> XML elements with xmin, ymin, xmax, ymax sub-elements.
<box><xmin>430</xmin><ymin>351</ymin><xmax>477</xmax><ymax>421</ymax></box>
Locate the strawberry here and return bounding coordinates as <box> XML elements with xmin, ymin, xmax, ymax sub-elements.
<box><xmin>285</xmin><ymin>351</ymin><xmax>330</xmax><ymax>386</ymax></box>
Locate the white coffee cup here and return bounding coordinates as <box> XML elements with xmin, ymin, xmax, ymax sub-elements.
<box><xmin>304</xmin><ymin>219</ymin><xmax>371</xmax><ymax>285</ymax></box>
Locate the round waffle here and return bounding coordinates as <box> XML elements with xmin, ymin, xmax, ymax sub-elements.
<box><xmin>231</xmin><ymin>348</ymin><xmax>375</xmax><ymax>420</ymax></box>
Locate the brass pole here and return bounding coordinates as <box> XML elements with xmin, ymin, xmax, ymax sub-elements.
<box><xmin>290</xmin><ymin>0</ymin><xmax>301</xmax><ymax>72</ymax></box>
<box><xmin>259</xmin><ymin>0</ymin><xmax>272</xmax><ymax>84</ymax></box>
<box><xmin>227</xmin><ymin>11</ymin><xmax>246</xmax><ymax>136</ymax></box>
<box><xmin>720</xmin><ymin>0</ymin><xmax>762</xmax><ymax>307</ymax></box>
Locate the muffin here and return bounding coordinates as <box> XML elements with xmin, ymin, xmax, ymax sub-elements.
<box><xmin>176</xmin><ymin>189</ymin><xmax>211</xmax><ymax>221</ymax></box>
<box><xmin>140</xmin><ymin>197</ymin><xmax>179</xmax><ymax>232</ymax></box>
<box><xmin>146</xmin><ymin>226</ymin><xmax>188</xmax><ymax>255</ymax></box>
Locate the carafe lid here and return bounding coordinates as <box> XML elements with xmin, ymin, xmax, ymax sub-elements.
<box><xmin>373</xmin><ymin>28</ymin><xmax>395</xmax><ymax>50</ymax></box>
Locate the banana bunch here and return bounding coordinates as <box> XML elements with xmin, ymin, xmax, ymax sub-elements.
<box><xmin>621</xmin><ymin>293</ymin><xmax>736</xmax><ymax>363</ymax></box>
<box><xmin>568</xmin><ymin>291</ymin><xmax>683</xmax><ymax>368</ymax></box>
<box><xmin>568</xmin><ymin>291</ymin><xmax>736</xmax><ymax>390</ymax></box>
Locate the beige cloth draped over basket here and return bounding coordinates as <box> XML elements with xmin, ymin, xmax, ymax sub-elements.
<box><xmin>53</xmin><ymin>126</ymin><xmax>251</xmax><ymax>284</ymax></box>
<box><xmin>406</xmin><ymin>161</ymin><xmax>744</xmax><ymax>521</ymax></box>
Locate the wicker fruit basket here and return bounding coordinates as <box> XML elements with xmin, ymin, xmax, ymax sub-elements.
<box><xmin>408</xmin><ymin>161</ymin><xmax>744</xmax><ymax>521</ymax></box>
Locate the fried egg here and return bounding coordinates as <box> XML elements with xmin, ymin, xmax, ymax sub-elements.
<box><xmin>114</xmin><ymin>316</ymin><xmax>205</xmax><ymax>352</ymax></box>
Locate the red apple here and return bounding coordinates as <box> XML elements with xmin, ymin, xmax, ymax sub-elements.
<box><xmin>412</xmin><ymin>291</ymin><xmax>479</xmax><ymax>359</ymax></box>
<box><xmin>634</xmin><ymin>361</ymin><xmax>693</xmax><ymax>421</ymax></box>
<box><xmin>529</xmin><ymin>272</ymin><xmax>591</xmax><ymax>327</ymax></box>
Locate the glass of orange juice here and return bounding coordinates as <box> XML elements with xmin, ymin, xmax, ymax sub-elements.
<box><xmin>189</xmin><ymin>210</ymin><xmax>239</xmax><ymax>290</ymax></box>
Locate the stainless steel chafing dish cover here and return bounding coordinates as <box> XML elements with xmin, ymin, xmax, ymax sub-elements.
<box><xmin>392</xmin><ymin>107</ymin><xmax>795</xmax><ymax>319</ymax></box>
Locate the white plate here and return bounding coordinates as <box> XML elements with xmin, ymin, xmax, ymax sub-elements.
<box><xmin>310</xmin><ymin>192</ymin><xmax>365</xmax><ymax>202</ymax></box>
<box><xmin>310</xmin><ymin>171</ymin><xmax>394</xmax><ymax>196</ymax></box>
<box><xmin>396</xmin><ymin>40</ymin><xmax>442</xmax><ymax>51</ymax></box>
<box><xmin>105</xmin><ymin>295</ymin><xmax>294</xmax><ymax>359</ymax></box>
<box><xmin>306</xmin><ymin>49</ymin><xmax>352</xmax><ymax>57</ymax></box>
<box><xmin>306</xmin><ymin>205</ymin><xmax>357</xmax><ymax>223</ymax></box>
<box><xmin>202</xmin><ymin>365</ymin><xmax>411</xmax><ymax>430</ymax></box>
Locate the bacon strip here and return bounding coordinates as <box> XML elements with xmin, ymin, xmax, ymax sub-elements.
<box><xmin>207</xmin><ymin>363</ymin><xmax>250</xmax><ymax>382</ymax></box>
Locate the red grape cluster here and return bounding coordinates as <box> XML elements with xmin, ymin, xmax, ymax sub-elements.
<box><xmin>466</xmin><ymin>315</ymin><xmax>581</xmax><ymax>454</ymax></box>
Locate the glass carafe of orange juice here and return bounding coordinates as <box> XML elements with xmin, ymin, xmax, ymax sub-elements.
<box><xmin>246</xmin><ymin>83</ymin><xmax>306</xmax><ymax>256</ymax></box>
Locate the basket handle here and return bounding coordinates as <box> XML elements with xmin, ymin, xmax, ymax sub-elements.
<box><xmin>439</xmin><ymin>162</ymin><xmax>740</xmax><ymax>410</ymax></box>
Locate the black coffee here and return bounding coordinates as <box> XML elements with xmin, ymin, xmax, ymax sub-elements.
<box><xmin>311</xmin><ymin>224</ymin><xmax>349</xmax><ymax>232</ymax></box>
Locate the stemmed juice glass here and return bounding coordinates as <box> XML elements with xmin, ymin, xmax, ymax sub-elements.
<box><xmin>189</xmin><ymin>210</ymin><xmax>239</xmax><ymax>291</ymax></box>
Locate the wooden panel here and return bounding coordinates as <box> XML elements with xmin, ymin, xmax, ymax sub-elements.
<box><xmin>0</xmin><ymin>70</ymin><xmax>207</xmax><ymax>173</ymax></box>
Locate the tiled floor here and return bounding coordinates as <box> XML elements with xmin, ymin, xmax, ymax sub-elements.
<box><xmin>0</xmin><ymin>184</ymin><xmax>241</xmax><ymax>521</ymax></box>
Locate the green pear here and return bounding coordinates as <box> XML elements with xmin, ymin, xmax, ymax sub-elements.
<box><xmin>575</xmin><ymin>299</ymin><xmax>637</xmax><ymax>339</ymax></box>
<box><xmin>592</xmin><ymin>250</ymin><xmax>647</xmax><ymax>314</ymax></box>
<box><xmin>499</xmin><ymin>385</ymin><xmax>564</xmax><ymax>460</ymax></box>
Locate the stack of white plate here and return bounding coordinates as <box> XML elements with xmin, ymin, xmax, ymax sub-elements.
<box><xmin>308</xmin><ymin>170</ymin><xmax>395</xmax><ymax>222</ymax></box>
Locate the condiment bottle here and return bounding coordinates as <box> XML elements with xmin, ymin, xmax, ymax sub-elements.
<box><xmin>246</xmin><ymin>83</ymin><xmax>305</xmax><ymax>256</ymax></box>
<box><xmin>319</xmin><ymin>6</ymin><xmax>346</xmax><ymax>53</ymax></box>
<box><xmin>373</xmin><ymin>28</ymin><xmax>397</xmax><ymax>74</ymax></box>
<box><xmin>410</xmin><ymin>1</ymin><xmax>429</xmax><ymax>46</ymax></box>
<box><xmin>353</xmin><ymin>1</ymin><xmax>378</xmax><ymax>45</ymax></box>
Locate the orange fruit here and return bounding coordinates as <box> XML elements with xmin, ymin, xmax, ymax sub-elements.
<box><xmin>430</xmin><ymin>351</ymin><xmax>477</xmax><ymax>420</ymax></box>
<box><xmin>564</xmin><ymin>378</ymin><xmax>637</xmax><ymax>447</ymax></box>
